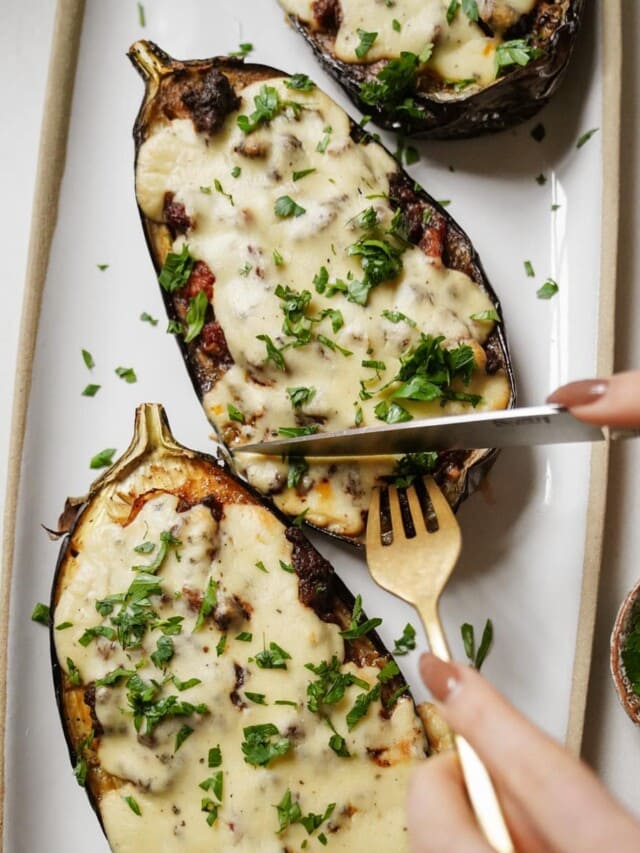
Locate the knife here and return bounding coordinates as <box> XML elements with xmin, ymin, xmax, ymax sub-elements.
<box><xmin>235</xmin><ymin>404</ymin><xmax>640</xmax><ymax>458</ymax></box>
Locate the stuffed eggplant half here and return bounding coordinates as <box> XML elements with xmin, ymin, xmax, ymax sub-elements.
<box><xmin>129</xmin><ymin>41</ymin><xmax>515</xmax><ymax>542</ymax></box>
<box><xmin>52</xmin><ymin>404</ymin><xmax>450</xmax><ymax>851</ymax></box>
<box><xmin>278</xmin><ymin>0</ymin><xmax>585</xmax><ymax>138</ymax></box>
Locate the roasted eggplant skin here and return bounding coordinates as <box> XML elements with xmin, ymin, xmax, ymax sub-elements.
<box><xmin>283</xmin><ymin>0</ymin><xmax>585</xmax><ymax>139</ymax></box>
<box><xmin>128</xmin><ymin>41</ymin><xmax>516</xmax><ymax>544</ymax></box>
<box><xmin>50</xmin><ymin>404</ymin><xmax>443</xmax><ymax>841</ymax></box>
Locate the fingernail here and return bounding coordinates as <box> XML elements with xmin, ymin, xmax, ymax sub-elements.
<box><xmin>419</xmin><ymin>653</ymin><xmax>461</xmax><ymax>702</ymax></box>
<box><xmin>546</xmin><ymin>379</ymin><xmax>608</xmax><ymax>408</ymax></box>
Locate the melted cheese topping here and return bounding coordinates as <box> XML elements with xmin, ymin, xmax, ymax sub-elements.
<box><xmin>55</xmin><ymin>495</ymin><xmax>427</xmax><ymax>851</ymax></box>
<box><xmin>279</xmin><ymin>0</ymin><xmax>537</xmax><ymax>86</ymax></box>
<box><xmin>136</xmin><ymin>80</ymin><xmax>510</xmax><ymax>536</ymax></box>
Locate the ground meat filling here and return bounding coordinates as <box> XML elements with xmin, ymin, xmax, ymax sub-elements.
<box><xmin>181</xmin><ymin>68</ymin><xmax>240</xmax><ymax>135</ymax></box>
<box><xmin>163</xmin><ymin>191</ymin><xmax>192</xmax><ymax>237</ymax></box>
<box><xmin>285</xmin><ymin>526</ymin><xmax>335</xmax><ymax>621</ymax></box>
<box><xmin>312</xmin><ymin>0</ymin><xmax>341</xmax><ymax>30</ymax></box>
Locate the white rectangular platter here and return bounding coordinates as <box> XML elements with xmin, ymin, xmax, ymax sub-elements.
<box><xmin>2</xmin><ymin>0</ymin><xmax>619</xmax><ymax>849</ymax></box>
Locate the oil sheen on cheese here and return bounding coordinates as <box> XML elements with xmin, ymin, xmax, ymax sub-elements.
<box><xmin>55</xmin><ymin>494</ymin><xmax>427</xmax><ymax>851</ymax></box>
<box><xmin>136</xmin><ymin>79</ymin><xmax>511</xmax><ymax>536</ymax></box>
<box><xmin>278</xmin><ymin>0</ymin><xmax>537</xmax><ymax>86</ymax></box>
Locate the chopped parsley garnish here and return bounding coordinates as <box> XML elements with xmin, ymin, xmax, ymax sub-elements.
<box><xmin>286</xmin><ymin>73</ymin><xmax>316</xmax><ymax>92</ymax></box>
<box><xmin>359</xmin><ymin>52</ymin><xmax>424</xmax><ymax>120</ymax></box>
<box><xmin>237</xmin><ymin>85</ymin><xmax>283</xmax><ymax>134</ymax></box>
<box><xmin>339</xmin><ymin>594</ymin><xmax>382</xmax><ymax>640</ymax></box>
<box><xmin>305</xmin><ymin>656</ymin><xmax>369</xmax><ymax>714</ymax></box>
<box><xmin>31</xmin><ymin>602</ymin><xmax>51</xmax><ymax>625</ymax></box>
<box><xmin>470</xmin><ymin>309</ymin><xmax>500</xmax><ymax>322</ymax></box>
<box><xmin>355</xmin><ymin>29</ymin><xmax>378</xmax><ymax>59</ymax></box>
<box><xmin>81</xmin><ymin>349</ymin><xmax>94</xmax><ymax>369</ymax></box>
<box><xmin>277</xmin><ymin>425</ymin><xmax>319</xmax><ymax>438</ymax></box>
<box><xmin>382</xmin><ymin>308</ymin><xmax>416</xmax><ymax>327</ymax></box>
<box><xmin>292</xmin><ymin>508</ymin><xmax>309</xmax><ymax>528</ymax></box>
<box><xmin>81</xmin><ymin>383</ymin><xmax>101</xmax><ymax>397</ymax></box>
<box><xmin>551</xmin><ymin>203</ymin><xmax>561</xmax><ymax>212</ymax></box>
<box><xmin>97</xmin><ymin>263</ymin><xmax>109</xmax><ymax>271</ymax></box>
<box><xmin>316</xmin><ymin>334</ymin><xmax>353</xmax><ymax>357</ymax></box>
<box><xmin>158</xmin><ymin>244</ymin><xmax>194</xmax><ymax>292</ymax></box>
<box><xmin>200</xmin><ymin>771</ymin><xmax>223</xmax><ymax>800</ymax></box>
<box><xmin>214</xmin><ymin>178</ymin><xmax>234</xmax><ymax>205</ymax></box>
<box><xmin>216</xmin><ymin>634</ymin><xmax>227</xmax><ymax>656</ymax></box>
<box><xmin>293</xmin><ymin>168</ymin><xmax>316</xmax><ymax>182</ymax></box>
<box><xmin>194</xmin><ymin>578</ymin><xmax>218</xmax><ymax>632</ymax></box>
<box><xmin>166</xmin><ymin>319</ymin><xmax>183</xmax><ymax>335</ymax></box>
<box><xmin>95</xmin><ymin>667</ymin><xmax>136</xmax><ymax>687</ymax></box>
<box><xmin>390</xmin><ymin>334</ymin><xmax>481</xmax><ymax>407</ymax></box>
<box><xmin>255</xmin><ymin>560</ymin><xmax>268</xmax><ymax>573</ymax></box>
<box><xmin>201</xmin><ymin>798</ymin><xmax>219</xmax><ymax>827</ymax></box>
<box><xmin>461</xmin><ymin>618</ymin><xmax>493</xmax><ymax>671</ymax></box>
<box><xmin>275</xmin><ymin>789</ymin><xmax>336</xmax><ymax>836</ymax></box>
<box><xmin>446</xmin><ymin>0</ymin><xmax>479</xmax><ymax>23</ymax></box>
<box><xmin>374</xmin><ymin>400</ymin><xmax>413</xmax><ymax>423</ymax></box>
<box><xmin>287</xmin><ymin>456</ymin><xmax>309</xmax><ymax>489</ymax></box>
<box><xmin>140</xmin><ymin>311</ymin><xmax>158</xmax><ymax>325</ymax></box>
<box><xmin>279</xmin><ymin>560</ymin><xmax>295</xmax><ymax>573</ymax></box>
<box><xmin>55</xmin><ymin>621</ymin><xmax>73</xmax><ymax>630</ymax></box>
<box><xmin>229</xmin><ymin>42</ymin><xmax>253</xmax><ymax>57</ymax></box>
<box><xmin>346</xmin><ymin>684</ymin><xmax>381</xmax><ymax>730</ymax></box>
<box><xmin>89</xmin><ymin>447</ymin><xmax>116</xmax><ymax>469</ymax></box>
<box><xmin>241</xmin><ymin>723</ymin><xmax>291</xmax><ymax>766</ymax></box>
<box><xmin>73</xmin><ymin>731</ymin><xmax>94</xmax><ymax>787</ymax></box>
<box><xmin>524</xmin><ymin>260</ymin><xmax>535</xmax><ymax>278</ymax></box>
<box><xmin>137</xmin><ymin>2</ymin><xmax>145</xmax><ymax>26</ymax></box>
<box><xmin>392</xmin><ymin>18</ymin><xmax>401</xmax><ymax>32</ymax></box>
<box><xmin>132</xmin><ymin>530</ymin><xmax>181</xmax><ymax>574</ymax></box>
<box><xmin>79</xmin><ymin>624</ymin><xmax>117</xmax><ymax>646</ymax></box>
<box><xmin>316</xmin><ymin>125</ymin><xmax>332</xmax><ymax>153</ymax></box>
<box><xmin>255</xmin><ymin>641</ymin><xmax>291</xmax><ymax>670</ymax></box>
<box><xmin>231</xmin><ymin>166</ymin><xmax>242</xmax><ymax>178</ymax></box>
<box><xmin>274</xmin><ymin>195</ymin><xmax>306</xmax><ymax>218</ymax></box>
<box><xmin>536</xmin><ymin>173</ymin><xmax>547</xmax><ymax>186</ymax></box>
<box><xmin>66</xmin><ymin>657</ymin><xmax>82</xmax><ymax>686</ymax></box>
<box><xmin>385</xmin><ymin>684</ymin><xmax>410</xmax><ymax>709</ymax></box>
<box><xmin>236</xmin><ymin>631</ymin><xmax>253</xmax><ymax>642</ymax></box>
<box><xmin>377</xmin><ymin>660</ymin><xmax>400</xmax><ymax>683</ymax></box>
<box><xmin>126</xmin><ymin>674</ymin><xmax>209</xmax><ymax>735</ymax></box>
<box><xmin>392</xmin><ymin>452</ymin><xmax>438</xmax><ymax>488</ymax></box>
<box><xmin>115</xmin><ymin>366</ymin><xmax>137</xmax><ymax>383</ymax></box>
<box><xmin>537</xmin><ymin>278</ymin><xmax>559</xmax><ymax>300</ymax></box>
<box><xmin>348</xmin><ymin>206</ymin><xmax>379</xmax><ymax>230</ymax></box>
<box><xmin>245</xmin><ymin>691</ymin><xmax>268</xmax><ymax>705</ymax></box>
<box><xmin>287</xmin><ymin>386</ymin><xmax>316</xmax><ymax>409</ymax></box>
<box><xmin>184</xmin><ymin>290</ymin><xmax>208</xmax><ymax>344</ymax></box>
<box><xmin>393</xmin><ymin>623</ymin><xmax>417</xmax><ymax>656</ymax></box>
<box><xmin>175</xmin><ymin>724</ymin><xmax>194</xmax><ymax>752</ymax></box>
<box><xmin>622</xmin><ymin>604</ymin><xmax>640</xmax><ymax>696</ymax></box>
<box><xmin>495</xmin><ymin>39</ymin><xmax>544</xmax><ymax>74</ymax></box>
<box><xmin>347</xmin><ymin>237</ymin><xmax>403</xmax><ymax>304</ymax></box>
<box><xmin>208</xmin><ymin>745</ymin><xmax>223</xmax><ymax>767</ymax></box>
<box><xmin>150</xmin><ymin>635</ymin><xmax>174</xmax><ymax>670</ymax></box>
<box><xmin>257</xmin><ymin>334</ymin><xmax>286</xmax><ymax>371</ymax></box>
<box><xmin>577</xmin><ymin>127</ymin><xmax>599</xmax><ymax>149</ymax></box>
<box><xmin>227</xmin><ymin>403</ymin><xmax>245</xmax><ymax>423</ymax></box>
<box><xmin>172</xmin><ymin>675</ymin><xmax>201</xmax><ymax>692</ymax></box>
<box><xmin>200</xmin><ymin>185</ymin><xmax>212</xmax><ymax>194</ymax></box>
<box><xmin>328</xmin><ymin>731</ymin><xmax>350</xmax><ymax>758</ymax></box>
<box><xmin>273</xmin><ymin>248</ymin><xmax>284</xmax><ymax>266</ymax></box>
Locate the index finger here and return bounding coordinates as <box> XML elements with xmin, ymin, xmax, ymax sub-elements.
<box><xmin>547</xmin><ymin>370</ymin><xmax>640</xmax><ymax>428</ymax></box>
<box><xmin>420</xmin><ymin>654</ymin><xmax>640</xmax><ymax>852</ymax></box>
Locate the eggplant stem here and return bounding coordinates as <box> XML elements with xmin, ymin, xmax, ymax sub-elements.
<box><xmin>127</xmin><ymin>39</ymin><xmax>173</xmax><ymax>84</ymax></box>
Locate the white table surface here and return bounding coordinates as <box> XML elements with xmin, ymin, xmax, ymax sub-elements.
<box><xmin>1</xmin><ymin>0</ymin><xmax>639</xmax><ymax>822</ymax></box>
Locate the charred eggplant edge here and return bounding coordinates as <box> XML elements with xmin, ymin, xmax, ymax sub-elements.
<box><xmin>128</xmin><ymin>41</ymin><xmax>516</xmax><ymax>546</ymax></box>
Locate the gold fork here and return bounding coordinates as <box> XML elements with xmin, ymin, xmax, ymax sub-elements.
<box><xmin>366</xmin><ymin>477</ymin><xmax>514</xmax><ymax>853</ymax></box>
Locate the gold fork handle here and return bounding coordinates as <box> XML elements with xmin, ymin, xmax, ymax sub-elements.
<box><xmin>418</xmin><ymin>602</ymin><xmax>514</xmax><ymax>853</ymax></box>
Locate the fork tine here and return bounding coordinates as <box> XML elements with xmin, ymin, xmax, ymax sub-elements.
<box><xmin>405</xmin><ymin>485</ymin><xmax>427</xmax><ymax>535</ymax></box>
<box><xmin>387</xmin><ymin>485</ymin><xmax>404</xmax><ymax>536</ymax></box>
<box><xmin>424</xmin><ymin>476</ymin><xmax>455</xmax><ymax>524</ymax></box>
<box><xmin>366</xmin><ymin>487</ymin><xmax>381</xmax><ymax>549</ymax></box>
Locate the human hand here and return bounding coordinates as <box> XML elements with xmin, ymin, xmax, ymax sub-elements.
<box><xmin>408</xmin><ymin>654</ymin><xmax>640</xmax><ymax>852</ymax></box>
<box><xmin>547</xmin><ymin>370</ymin><xmax>640</xmax><ymax>428</ymax></box>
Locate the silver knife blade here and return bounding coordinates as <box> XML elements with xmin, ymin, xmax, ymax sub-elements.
<box><xmin>235</xmin><ymin>405</ymin><xmax>607</xmax><ymax>457</ymax></box>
